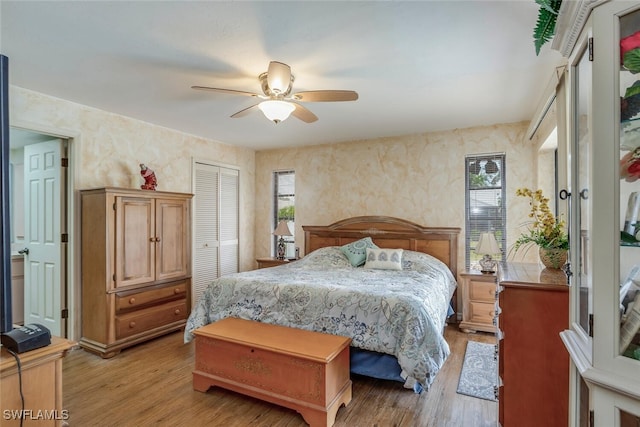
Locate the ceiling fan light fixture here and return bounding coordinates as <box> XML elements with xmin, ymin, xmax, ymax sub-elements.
<box><xmin>258</xmin><ymin>100</ymin><xmax>295</xmax><ymax>123</ymax></box>
<box><xmin>193</xmin><ymin>61</ymin><xmax>357</xmax><ymax>124</ymax></box>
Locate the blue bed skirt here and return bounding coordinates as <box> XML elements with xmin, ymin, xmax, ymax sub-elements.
<box><xmin>350</xmin><ymin>347</ymin><xmax>423</xmax><ymax>393</ymax></box>
<box><xmin>349</xmin><ymin>302</ymin><xmax>453</xmax><ymax>394</ymax></box>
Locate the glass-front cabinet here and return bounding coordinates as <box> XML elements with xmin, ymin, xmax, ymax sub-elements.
<box><xmin>555</xmin><ymin>1</ymin><xmax>640</xmax><ymax>426</ymax></box>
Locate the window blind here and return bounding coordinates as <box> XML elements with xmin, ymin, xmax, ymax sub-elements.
<box><xmin>273</xmin><ymin>170</ymin><xmax>295</xmax><ymax>258</ymax></box>
<box><xmin>465</xmin><ymin>154</ymin><xmax>506</xmax><ymax>269</ymax></box>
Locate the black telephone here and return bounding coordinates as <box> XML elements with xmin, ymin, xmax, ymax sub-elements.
<box><xmin>1</xmin><ymin>323</ymin><xmax>52</xmax><ymax>353</ymax></box>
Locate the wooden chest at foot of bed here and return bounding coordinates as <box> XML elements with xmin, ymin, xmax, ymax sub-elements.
<box><xmin>193</xmin><ymin>317</ymin><xmax>352</xmax><ymax>427</ymax></box>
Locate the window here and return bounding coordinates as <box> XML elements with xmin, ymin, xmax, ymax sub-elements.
<box><xmin>465</xmin><ymin>154</ymin><xmax>506</xmax><ymax>269</ymax></box>
<box><xmin>273</xmin><ymin>170</ymin><xmax>295</xmax><ymax>259</ymax></box>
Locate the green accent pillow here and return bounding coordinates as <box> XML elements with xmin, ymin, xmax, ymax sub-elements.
<box><xmin>340</xmin><ymin>237</ymin><xmax>378</xmax><ymax>267</ymax></box>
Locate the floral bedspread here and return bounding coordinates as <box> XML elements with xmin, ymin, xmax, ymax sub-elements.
<box><xmin>184</xmin><ymin>247</ymin><xmax>457</xmax><ymax>390</ymax></box>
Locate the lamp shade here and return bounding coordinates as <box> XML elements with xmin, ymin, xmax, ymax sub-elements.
<box><xmin>258</xmin><ymin>100</ymin><xmax>295</xmax><ymax>123</ymax></box>
<box><xmin>273</xmin><ymin>220</ymin><xmax>293</xmax><ymax>237</ymax></box>
<box><xmin>476</xmin><ymin>232</ymin><xmax>500</xmax><ymax>255</ymax></box>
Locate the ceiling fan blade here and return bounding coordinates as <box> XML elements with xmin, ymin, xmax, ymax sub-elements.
<box><xmin>292</xmin><ymin>90</ymin><xmax>359</xmax><ymax>102</ymax></box>
<box><xmin>291</xmin><ymin>103</ymin><xmax>318</xmax><ymax>123</ymax></box>
<box><xmin>192</xmin><ymin>86</ymin><xmax>259</xmax><ymax>97</ymax></box>
<box><xmin>267</xmin><ymin>61</ymin><xmax>292</xmax><ymax>94</ymax></box>
<box><xmin>230</xmin><ymin>104</ymin><xmax>260</xmax><ymax>118</ymax></box>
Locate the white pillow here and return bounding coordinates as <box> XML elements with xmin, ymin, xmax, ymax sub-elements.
<box><xmin>364</xmin><ymin>248</ymin><xmax>403</xmax><ymax>270</ymax></box>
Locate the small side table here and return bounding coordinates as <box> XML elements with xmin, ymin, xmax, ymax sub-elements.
<box><xmin>458</xmin><ymin>268</ymin><xmax>498</xmax><ymax>333</ymax></box>
<box><xmin>256</xmin><ymin>257</ymin><xmax>292</xmax><ymax>269</ymax></box>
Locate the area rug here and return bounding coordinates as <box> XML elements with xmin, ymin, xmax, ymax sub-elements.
<box><xmin>456</xmin><ymin>340</ymin><xmax>498</xmax><ymax>401</ymax></box>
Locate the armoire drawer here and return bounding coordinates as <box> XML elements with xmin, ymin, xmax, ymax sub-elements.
<box><xmin>116</xmin><ymin>300</ymin><xmax>187</xmax><ymax>339</ymax></box>
<box><xmin>115</xmin><ymin>280</ymin><xmax>188</xmax><ymax>312</ymax></box>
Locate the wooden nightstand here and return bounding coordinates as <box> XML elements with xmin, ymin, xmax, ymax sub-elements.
<box><xmin>459</xmin><ymin>268</ymin><xmax>498</xmax><ymax>333</ymax></box>
<box><xmin>256</xmin><ymin>257</ymin><xmax>292</xmax><ymax>269</ymax></box>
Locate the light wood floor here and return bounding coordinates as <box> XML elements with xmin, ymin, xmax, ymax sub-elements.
<box><xmin>62</xmin><ymin>325</ymin><xmax>497</xmax><ymax>427</ymax></box>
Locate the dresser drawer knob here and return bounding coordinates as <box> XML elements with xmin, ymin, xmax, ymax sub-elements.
<box><xmin>174</xmin><ymin>288</ymin><xmax>181</xmax><ymax>294</ymax></box>
<box><xmin>129</xmin><ymin>297</ymin><xmax>136</xmax><ymax>304</ymax></box>
<box><xmin>174</xmin><ymin>309</ymin><xmax>181</xmax><ymax>315</ymax></box>
<box><xmin>129</xmin><ymin>321</ymin><xmax>136</xmax><ymax>329</ymax></box>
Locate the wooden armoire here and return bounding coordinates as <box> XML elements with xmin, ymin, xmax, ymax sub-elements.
<box><xmin>80</xmin><ymin>187</ymin><xmax>192</xmax><ymax>358</ymax></box>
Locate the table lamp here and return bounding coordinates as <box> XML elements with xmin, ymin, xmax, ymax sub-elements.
<box><xmin>476</xmin><ymin>232</ymin><xmax>500</xmax><ymax>273</ymax></box>
<box><xmin>273</xmin><ymin>220</ymin><xmax>293</xmax><ymax>260</ymax></box>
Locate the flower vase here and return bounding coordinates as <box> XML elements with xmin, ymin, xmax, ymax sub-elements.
<box><xmin>538</xmin><ymin>247</ymin><xmax>567</xmax><ymax>269</ymax></box>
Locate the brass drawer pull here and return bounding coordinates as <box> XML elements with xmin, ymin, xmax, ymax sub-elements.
<box><xmin>129</xmin><ymin>321</ymin><xmax>136</xmax><ymax>329</ymax></box>
<box><xmin>174</xmin><ymin>309</ymin><xmax>181</xmax><ymax>315</ymax></box>
<box><xmin>129</xmin><ymin>297</ymin><xmax>136</xmax><ymax>305</ymax></box>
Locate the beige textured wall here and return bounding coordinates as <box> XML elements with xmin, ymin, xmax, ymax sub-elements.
<box><xmin>255</xmin><ymin>122</ymin><xmax>540</xmax><ymax>274</ymax></box>
<box><xmin>531</xmin><ymin>101</ymin><xmax>559</xmax><ymax>214</ymax></box>
<box><xmin>11</xmin><ymin>85</ymin><xmax>257</xmax><ymax>340</ymax></box>
<box><xmin>10</xmin><ymin>86</ymin><xmax>256</xmax><ymax>272</ymax></box>
<box><xmin>537</xmin><ymin>148</ymin><xmax>557</xmax><ymax>212</ymax></box>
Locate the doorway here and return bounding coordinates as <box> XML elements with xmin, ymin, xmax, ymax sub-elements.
<box><xmin>9</xmin><ymin>127</ymin><xmax>71</xmax><ymax>338</ymax></box>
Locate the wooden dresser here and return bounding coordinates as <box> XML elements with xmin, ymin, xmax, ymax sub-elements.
<box><xmin>1</xmin><ymin>337</ymin><xmax>73</xmax><ymax>426</ymax></box>
<box><xmin>497</xmin><ymin>262</ymin><xmax>569</xmax><ymax>427</ymax></box>
<box><xmin>80</xmin><ymin>187</ymin><xmax>192</xmax><ymax>358</ymax></box>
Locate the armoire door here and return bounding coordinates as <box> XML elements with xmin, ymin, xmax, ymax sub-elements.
<box><xmin>114</xmin><ymin>196</ymin><xmax>155</xmax><ymax>288</ymax></box>
<box><xmin>155</xmin><ymin>197</ymin><xmax>190</xmax><ymax>282</ymax></box>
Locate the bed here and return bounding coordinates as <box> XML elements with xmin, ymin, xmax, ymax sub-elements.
<box><xmin>184</xmin><ymin>216</ymin><xmax>460</xmax><ymax>392</ymax></box>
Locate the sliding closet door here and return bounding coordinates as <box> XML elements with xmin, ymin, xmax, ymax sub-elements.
<box><xmin>193</xmin><ymin>162</ymin><xmax>239</xmax><ymax>306</ymax></box>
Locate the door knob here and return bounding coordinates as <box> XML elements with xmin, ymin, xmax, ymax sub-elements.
<box><xmin>18</xmin><ymin>248</ymin><xmax>29</xmax><ymax>255</ymax></box>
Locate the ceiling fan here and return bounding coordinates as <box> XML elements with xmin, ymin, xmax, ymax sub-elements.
<box><xmin>192</xmin><ymin>61</ymin><xmax>358</xmax><ymax>124</ymax></box>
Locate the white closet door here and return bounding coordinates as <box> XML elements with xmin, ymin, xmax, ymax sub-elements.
<box><xmin>193</xmin><ymin>162</ymin><xmax>239</xmax><ymax>306</ymax></box>
<box><xmin>193</xmin><ymin>163</ymin><xmax>219</xmax><ymax>305</ymax></box>
<box><xmin>219</xmin><ymin>167</ymin><xmax>238</xmax><ymax>277</ymax></box>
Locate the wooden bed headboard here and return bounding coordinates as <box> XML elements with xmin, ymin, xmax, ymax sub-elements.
<box><xmin>303</xmin><ymin>216</ymin><xmax>460</xmax><ymax>277</ymax></box>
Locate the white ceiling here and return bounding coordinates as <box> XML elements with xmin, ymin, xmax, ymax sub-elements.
<box><xmin>0</xmin><ymin>0</ymin><xmax>564</xmax><ymax>150</ymax></box>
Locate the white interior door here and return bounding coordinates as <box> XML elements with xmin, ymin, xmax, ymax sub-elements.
<box><xmin>23</xmin><ymin>139</ymin><xmax>64</xmax><ymax>336</ymax></box>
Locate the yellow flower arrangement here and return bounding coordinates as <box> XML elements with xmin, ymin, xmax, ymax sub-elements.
<box><xmin>514</xmin><ymin>188</ymin><xmax>569</xmax><ymax>252</ymax></box>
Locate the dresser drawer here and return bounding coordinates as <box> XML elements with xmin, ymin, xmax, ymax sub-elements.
<box><xmin>115</xmin><ymin>280</ymin><xmax>188</xmax><ymax>312</ymax></box>
<box><xmin>468</xmin><ymin>300</ymin><xmax>496</xmax><ymax>325</ymax></box>
<box><xmin>469</xmin><ymin>280</ymin><xmax>497</xmax><ymax>302</ymax></box>
<box><xmin>116</xmin><ymin>300</ymin><xmax>187</xmax><ymax>339</ymax></box>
